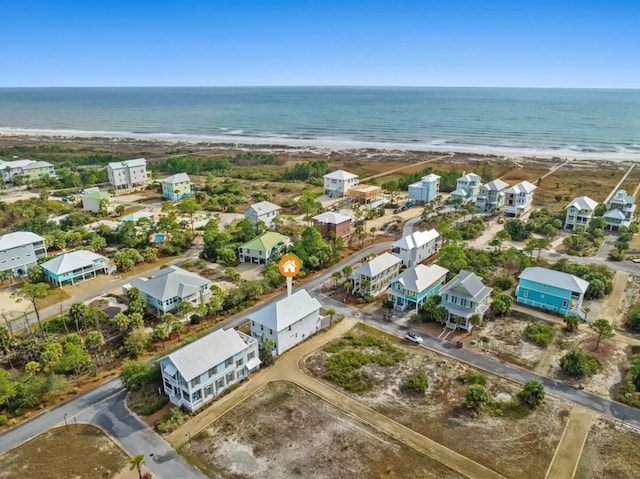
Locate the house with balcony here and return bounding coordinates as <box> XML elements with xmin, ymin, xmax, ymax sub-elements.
<box><xmin>323</xmin><ymin>170</ymin><xmax>359</xmax><ymax>198</ymax></box>
<box><xmin>312</xmin><ymin>211</ymin><xmax>352</xmax><ymax>239</ymax></box>
<box><xmin>0</xmin><ymin>231</ymin><xmax>47</xmax><ymax>277</ymax></box>
<box><xmin>125</xmin><ymin>266</ymin><xmax>211</xmax><ymax>315</ymax></box>
<box><xmin>408</xmin><ymin>174</ymin><xmax>440</xmax><ymax>205</ymax></box>
<box><xmin>564</xmin><ymin>196</ymin><xmax>598</xmax><ymax>230</ymax></box>
<box><xmin>387</xmin><ymin>264</ymin><xmax>448</xmax><ymax>312</ymax></box>
<box><xmin>248</xmin><ymin>289</ymin><xmax>322</xmax><ymax>356</ymax></box>
<box><xmin>81</xmin><ymin>187</ymin><xmax>113</xmax><ymax>214</ymax></box>
<box><xmin>391</xmin><ymin>229</ymin><xmax>440</xmax><ymax>268</ymax></box>
<box><xmin>516</xmin><ymin>267</ymin><xmax>589</xmax><ymax>319</ymax></box>
<box><xmin>604</xmin><ymin>189</ymin><xmax>636</xmax><ymax>230</ymax></box>
<box><xmin>107</xmin><ymin>158</ymin><xmax>148</xmax><ymax>192</ymax></box>
<box><xmin>244</xmin><ymin>201</ymin><xmax>281</xmax><ymax>228</ymax></box>
<box><xmin>440</xmin><ymin>270</ymin><xmax>492</xmax><ymax>331</ymax></box>
<box><xmin>0</xmin><ymin>158</ymin><xmax>56</xmax><ymax>183</ymax></box>
<box><xmin>238</xmin><ymin>232</ymin><xmax>291</xmax><ymax>264</ymax></box>
<box><xmin>352</xmin><ymin>252</ymin><xmax>402</xmax><ymax>298</ymax></box>
<box><xmin>450</xmin><ymin>172</ymin><xmax>482</xmax><ymax>204</ymax></box>
<box><xmin>161</xmin><ymin>173</ymin><xmax>191</xmax><ymax>200</ymax></box>
<box><xmin>41</xmin><ymin>250</ymin><xmax>116</xmax><ymax>287</ymax></box>
<box><xmin>160</xmin><ymin>328</ymin><xmax>260</xmax><ymax>412</ymax></box>
<box><xmin>475</xmin><ymin>179</ymin><xmax>510</xmax><ymax>212</ymax></box>
<box><xmin>503</xmin><ymin>181</ymin><xmax>536</xmax><ymax>217</ymax></box>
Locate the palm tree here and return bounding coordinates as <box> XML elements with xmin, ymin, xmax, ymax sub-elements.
<box><xmin>129</xmin><ymin>454</ymin><xmax>146</xmax><ymax>479</ymax></box>
<box><xmin>326</xmin><ymin>308</ymin><xmax>337</xmax><ymax>327</ymax></box>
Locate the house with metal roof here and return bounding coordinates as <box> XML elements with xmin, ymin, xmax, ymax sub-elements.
<box><xmin>516</xmin><ymin>266</ymin><xmax>589</xmax><ymax>318</ymax></box>
<box><xmin>504</xmin><ymin>181</ymin><xmax>537</xmax><ymax>217</ymax></box>
<box><xmin>248</xmin><ymin>289</ymin><xmax>322</xmax><ymax>356</ymax></box>
<box><xmin>107</xmin><ymin>158</ymin><xmax>148</xmax><ymax>191</ymax></box>
<box><xmin>387</xmin><ymin>264</ymin><xmax>448</xmax><ymax>312</ymax></box>
<box><xmin>564</xmin><ymin>196</ymin><xmax>598</xmax><ymax>230</ymax></box>
<box><xmin>476</xmin><ymin>179</ymin><xmax>510</xmax><ymax>212</ymax></box>
<box><xmin>81</xmin><ymin>187</ymin><xmax>113</xmax><ymax>214</ymax></box>
<box><xmin>323</xmin><ymin>169</ymin><xmax>359</xmax><ymax>198</ymax></box>
<box><xmin>604</xmin><ymin>189</ymin><xmax>636</xmax><ymax>230</ymax></box>
<box><xmin>0</xmin><ymin>231</ymin><xmax>47</xmax><ymax>277</ymax></box>
<box><xmin>440</xmin><ymin>270</ymin><xmax>492</xmax><ymax>331</ymax></box>
<box><xmin>0</xmin><ymin>158</ymin><xmax>56</xmax><ymax>183</ymax></box>
<box><xmin>41</xmin><ymin>250</ymin><xmax>116</xmax><ymax>286</ymax></box>
<box><xmin>119</xmin><ymin>210</ymin><xmax>155</xmax><ymax>227</ymax></box>
<box><xmin>161</xmin><ymin>173</ymin><xmax>191</xmax><ymax>200</ymax></box>
<box><xmin>160</xmin><ymin>328</ymin><xmax>259</xmax><ymax>411</ymax></box>
<box><xmin>125</xmin><ymin>266</ymin><xmax>211</xmax><ymax>315</ymax></box>
<box><xmin>244</xmin><ymin>201</ymin><xmax>281</xmax><ymax>228</ymax></box>
<box><xmin>391</xmin><ymin>229</ymin><xmax>440</xmax><ymax>268</ymax></box>
<box><xmin>312</xmin><ymin>211</ymin><xmax>352</xmax><ymax>239</ymax></box>
<box><xmin>450</xmin><ymin>172</ymin><xmax>482</xmax><ymax>204</ymax></box>
<box><xmin>238</xmin><ymin>232</ymin><xmax>291</xmax><ymax>264</ymax></box>
<box><xmin>408</xmin><ymin>174</ymin><xmax>440</xmax><ymax>205</ymax></box>
<box><xmin>352</xmin><ymin>252</ymin><xmax>402</xmax><ymax>298</ymax></box>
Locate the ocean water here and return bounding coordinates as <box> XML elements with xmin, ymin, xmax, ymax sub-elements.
<box><xmin>0</xmin><ymin>87</ymin><xmax>638</xmax><ymax>160</ymax></box>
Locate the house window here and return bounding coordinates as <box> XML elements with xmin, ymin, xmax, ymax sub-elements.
<box><xmin>225</xmin><ymin>358</ymin><xmax>233</xmax><ymax>368</ymax></box>
<box><xmin>208</xmin><ymin>366</ymin><xmax>217</xmax><ymax>377</ymax></box>
<box><xmin>216</xmin><ymin>378</ymin><xmax>224</xmax><ymax>390</ymax></box>
<box><xmin>204</xmin><ymin>385</ymin><xmax>213</xmax><ymax>397</ymax></box>
<box><xmin>562</xmin><ymin>300</ymin><xmax>568</xmax><ymax>308</ymax></box>
<box><xmin>522</xmin><ymin>290</ymin><xmax>528</xmax><ymax>298</ymax></box>
<box><xmin>226</xmin><ymin>372</ymin><xmax>235</xmax><ymax>384</ymax></box>
<box><xmin>191</xmin><ymin>377</ymin><xmax>201</xmax><ymax>387</ymax></box>
<box><xmin>270</xmin><ymin>329</ymin><xmax>273</xmax><ymax>335</ymax></box>
<box><xmin>248</xmin><ymin>351</ymin><xmax>256</xmax><ymax>360</ymax></box>
<box><xmin>191</xmin><ymin>389</ymin><xmax>202</xmax><ymax>402</ymax></box>
<box><xmin>236</xmin><ymin>358</ymin><xmax>243</xmax><ymax>367</ymax></box>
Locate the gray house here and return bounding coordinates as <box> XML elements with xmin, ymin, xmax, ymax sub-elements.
<box><xmin>0</xmin><ymin>232</ymin><xmax>48</xmax><ymax>277</ymax></box>
<box><xmin>440</xmin><ymin>270</ymin><xmax>492</xmax><ymax>331</ymax></box>
<box><xmin>475</xmin><ymin>179</ymin><xmax>509</xmax><ymax>212</ymax></box>
<box><xmin>244</xmin><ymin>201</ymin><xmax>281</xmax><ymax>228</ymax></box>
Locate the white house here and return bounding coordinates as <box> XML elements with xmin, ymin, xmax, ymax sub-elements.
<box><xmin>352</xmin><ymin>253</ymin><xmax>402</xmax><ymax>297</ymax></box>
<box><xmin>160</xmin><ymin>328</ymin><xmax>260</xmax><ymax>412</ymax></box>
<box><xmin>161</xmin><ymin>173</ymin><xmax>191</xmax><ymax>200</ymax></box>
<box><xmin>391</xmin><ymin>229</ymin><xmax>440</xmax><ymax>268</ymax></box>
<box><xmin>323</xmin><ymin>170</ymin><xmax>359</xmax><ymax>198</ymax></box>
<box><xmin>0</xmin><ymin>232</ymin><xmax>47</xmax><ymax>277</ymax></box>
<box><xmin>408</xmin><ymin>174</ymin><xmax>440</xmax><ymax>205</ymax></box>
<box><xmin>81</xmin><ymin>187</ymin><xmax>112</xmax><ymax>214</ymax></box>
<box><xmin>504</xmin><ymin>181</ymin><xmax>537</xmax><ymax>217</ymax></box>
<box><xmin>248</xmin><ymin>289</ymin><xmax>322</xmax><ymax>356</ymax></box>
<box><xmin>244</xmin><ymin>201</ymin><xmax>281</xmax><ymax>228</ymax></box>
<box><xmin>107</xmin><ymin>158</ymin><xmax>148</xmax><ymax>191</ymax></box>
<box><xmin>476</xmin><ymin>179</ymin><xmax>510</xmax><ymax>212</ymax></box>
<box><xmin>126</xmin><ymin>266</ymin><xmax>211</xmax><ymax>315</ymax></box>
<box><xmin>450</xmin><ymin>172</ymin><xmax>482</xmax><ymax>204</ymax></box>
<box><xmin>564</xmin><ymin>196</ymin><xmax>598</xmax><ymax>230</ymax></box>
<box><xmin>604</xmin><ymin>189</ymin><xmax>636</xmax><ymax>230</ymax></box>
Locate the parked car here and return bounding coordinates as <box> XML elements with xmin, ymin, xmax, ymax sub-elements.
<box><xmin>632</xmin><ymin>258</ymin><xmax>640</xmax><ymax>263</ymax></box>
<box><xmin>404</xmin><ymin>331</ymin><xmax>423</xmax><ymax>344</ymax></box>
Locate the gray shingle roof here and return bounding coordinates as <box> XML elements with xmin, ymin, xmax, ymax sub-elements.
<box><xmin>247</xmin><ymin>289</ymin><xmax>321</xmax><ymax>331</ymax></box>
<box><xmin>130</xmin><ymin>266</ymin><xmax>210</xmax><ymax>301</ymax></box>
<box><xmin>518</xmin><ymin>267</ymin><xmax>589</xmax><ymax>294</ymax></box>
<box><xmin>441</xmin><ymin>270</ymin><xmax>492</xmax><ymax>301</ymax></box>
<box><xmin>354</xmin><ymin>253</ymin><xmax>402</xmax><ymax>278</ymax></box>
<box><xmin>391</xmin><ymin>264</ymin><xmax>449</xmax><ymax>293</ymax></box>
<box><xmin>165</xmin><ymin>328</ymin><xmax>249</xmax><ymax>381</ymax></box>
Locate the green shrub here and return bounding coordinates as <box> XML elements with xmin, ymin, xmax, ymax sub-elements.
<box><xmin>493</xmin><ymin>275</ymin><xmax>515</xmax><ymax>290</ymax></box>
<box><xmin>142</xmin><ymin>396</ymin><xmax>170</xmax><ymax>416</ymax></box>
<box><xmin>560</xmin><ymin>349</ymin><xmax>599</xmax><ymax>379</ymax></box>
<box><xmin>0</xmin><ymin>414</ymin><xmax>7</xmax><ymax>426</ymax></box>
<box><xmin>401</xmin><ymin>371</ymin><xmax>429</xmax><ymax>395</ymax></box>
<box><xmin>526</xmin><ymin>322</ymin><xmax>555</xmax><ymax>347</ymax></box>
<box><xmin>457</xmin><ymin>372</ymin><xmax>487</xmax><ymax>386</ymax></box>
<box><xmin>120</xmin><ymin>360</ymin><xmax>154</xmax><ymax>391</ymax></box>
<box><xmin>154</xmin><ymin>407</ymin><xmax>185</xmax><ymax>433</ymax></box>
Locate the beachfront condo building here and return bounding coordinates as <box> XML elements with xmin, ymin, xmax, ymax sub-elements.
<box><xmin>107</xmin><ymin>158</ymin><xmax>148</xmax><ymax>192</ymax></box>
<box><xmin>564</xmin><ymin>196</ymin><xmax>598</xmax><ymax>230</ymax></box>
<box><xmin>450</xmin><ymin>172</ymin><xmax>482</xmax><ymax>204</ymax></box>
<box><xmin>0</xmin><ymin>231</ymin><xmax>48</xmax><ymax>277</ymax></box>
<box><xmin>0</xmin><ymin>158</ymin><xmax>56</xmax><ymax>184</ymax></box>
<box><xmin>323</xmin><ymin>170</ymin><xmax>359</xmax><ymax>198</ymax></box>
<box><xmin>476</xmin><ymin>179</ymin><xmax>510</xmax><ymax>212</ymax></box>
<box><xmin>503</xmin><ymin>181</ymin><xmax>537</xmax><ymax>217</ymax></box>
<box><xmin>408</xmin><ymin>174</ymin><xmax>440</xmax><ymax>205</ymax></box>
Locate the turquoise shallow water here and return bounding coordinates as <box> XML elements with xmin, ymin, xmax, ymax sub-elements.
<box><xmin>0</xmin><ymin>87</ymin><xmax>638</xmax><ymax>159</ymax></box>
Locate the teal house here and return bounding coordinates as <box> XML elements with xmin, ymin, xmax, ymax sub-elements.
<box><xmin>161</xmin><ymin>173</ymin><xmax>192</xmax><ymax>200</ymax></box>
<box><xmin>387</xmin><ymin>264</ymin><xmax>448</xmax><ymax>312</ymax></box>
<box><xmin>41</xmin><ymin>250</ymin><xmax>116</xmax><ymax>286</ymax></box>
<box><xmin>516</xmin><ymin>267</ymin><xmax>589</xmax><ymax>319</ymax></box>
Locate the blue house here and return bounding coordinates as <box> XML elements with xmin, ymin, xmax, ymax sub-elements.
<box><xmin>516</xmin><ymin>267</ymin><xmax>589</xmax><ymax>319</ymax></box>
<box><xmin>387</xmin><ymin>264</ymin><xmax>448</xmax><ymax>312</ymax></box>
<box><xmin>161</xmin><ymin>173</ymin><xmax>192</xmax><ymax>200</ymax></box>
<box><xmin>41</xmin><ymin>250</ymin><xmax>116</xmax><ymax>286</ymax></box>
<box><xmin>408</xmin><ymin>174</ymin><xmax>440</xmax><ymax>205</ymax></box>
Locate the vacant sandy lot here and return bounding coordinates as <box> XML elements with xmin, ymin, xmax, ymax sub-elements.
<box><xmin>304</xmin><ymin>325</ymin><xmax>571</xmax><ymax>479</ymax></box>
<box><xmin>181</xmin><ymin>381</ymin><xmax>464</xmax><ymax>479</ymax></box>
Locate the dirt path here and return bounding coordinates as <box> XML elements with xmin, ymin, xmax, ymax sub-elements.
<box><xmin>535</xmin><ymin>341</ymin><xmax>559</xmax><ymax>376</ymax></box>
<box><xmin>539</xmin><ymin>159</ymin><xmax>573</xmax><ymax>180</ymax></box>
<box><xmin>360</xmin><ymin>153</ymin><xmax>452</xmax><ymax>181</ymax></box>
<box><xmin>600</xmin><ymin>271</ymin><xmax>629</xmax><ymax>327</ymax></box>
<box><xmin>544</xmin><ymin>406</ymin><xmax>594</xmax><ymax>479</ymax></box>
<box><xmin>169</xmin><ymin>317</ymin><xmax>507</xmax><ymax>479</ymax></box>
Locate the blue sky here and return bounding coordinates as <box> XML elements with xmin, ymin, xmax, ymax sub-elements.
<box><xmin>2</xmin><ymin>0</ymin><xmax>638</xmax><ymax>87</ymax></box>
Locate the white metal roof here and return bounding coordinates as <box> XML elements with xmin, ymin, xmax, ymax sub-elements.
<box><xmin>518</xmin><ymin>267</ymin><xmax>589</xmax><ymax>294</ymax></box>
<box><xmin>323</xmin><ymin>169</ymin><xmax>358</xmax><ymax>180</ymax></box>
<box><xmin>165</xmin><ymin>328</ymin><xmax>249</xmax><ymax>381</ymax></box>
<box><xmin>41</xmin><ymin>250</ymin><xmax>107</xmax><ymax>276</ymax></box>
<box><xmin>108</xmin><ymin>158</ymin><xmax>146</xmax><ymax>169</ymax></box>
<box><xmin>162</xmin><ymin>173</ymin><xmax>190</xmax><ymax>184</ymax></box>
<box><xmin>248</xmin><ymin>289</ymin><xmax>321</xmax><ymax>332</ymax></box>
<box><xmin>392</xmin><ymin>229</ymin><xmax>439</xmax><ymax>250</ymax></box>
<box><xmin>482</xmin><ymin>179</ymin><xmax>509</xmax><ymax>191</ymax></box>
<box><xmin>459</xmin><ymin>173</ymin><xmax>481</xmax><ymax>182</ymax></box>
<box><xmin>391</xmin><ymin>264</ymin><xmax>449</xmax><ymax>293</ymax></box>
<box><xmin>0</xmin><ymin>231</ymin><xmax>45</xmax><ymax>251</ymax></box>
<box><xmin>354</xmin><ymin>253</ymin><xmax>402</xmax><ymax>278</ymax></box>
<box><xmin>312</xmin><ymin>211</ymin><xmax>352</xmax><ymax>224</ymax></box>
<box><xmin>130</xmin><ymin>266</ymin><xmax>210</xmax><ymax>301</ymax></box>
<box><xmin>505</xmin><ymin>180</ymin><xmax>537</xmax><ymax>194</ymax></box>
<box><xmin>450</xmin><ymin>188</ymin><xmax>469</xmax><ymax>197</ymax></box>
<box><xmin>604</xmin><ymin>208</ymin><xmax>626</xmax><ymax>220</ymax></box>
<box><xmin>566</xmin><ymin>196</ymin><xmax>598</xmax><ymax>211</ymax></box>
<box><xmin>244</xmin><ymin>201</ymin><xmax>281</xmax><ymax>216</ymax></box>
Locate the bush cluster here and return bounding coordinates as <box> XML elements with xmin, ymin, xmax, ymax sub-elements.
<box><xmin>526</xmin><ymin>322</ymin><xmax>555</xmax><ymax>347</ymax></box>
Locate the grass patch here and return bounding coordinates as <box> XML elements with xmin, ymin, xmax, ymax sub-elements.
<box><xmin>526</xmin><ymin>322</ymin><xmax>555</xmax><ymax>348</ymax></box>
<box><xmin>35</xmin><ymin>288</ymin><xmax>70</xmax><ymax>309</ymax></box>
<box><xmin>155</xmin><ymin>406</ymin><xmax>186</xmax><ymax>433</ymax></box>
<box><xmin>401</xmin><ymin>371</ymin><xmax>429</xmax><ymax>395</ymax></box>
<box><xmin>457</xmin><ymin>372</ymin><xmax>487</xmax><ymax>386</ymax></box>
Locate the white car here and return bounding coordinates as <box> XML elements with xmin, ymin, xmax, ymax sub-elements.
<box><xmin>404</xmin><ymin>331</ymin><xmax>423</xmax><ymax>344</ymax></box>
<box><xmin>632</xmin><ymin>258</ymin><xmax>640</xmax><ymax>263</ymax></box>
